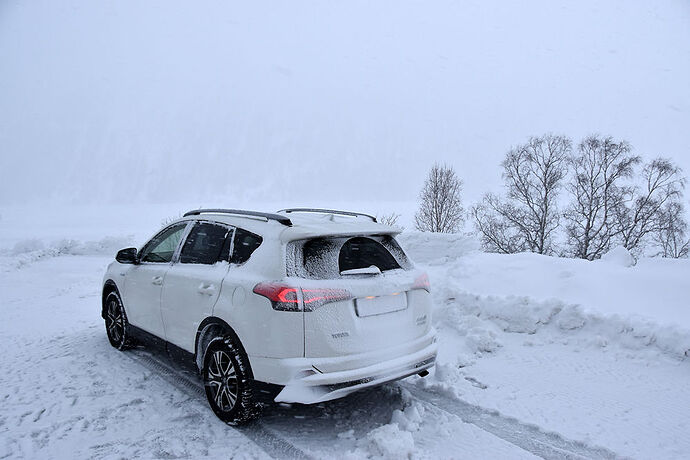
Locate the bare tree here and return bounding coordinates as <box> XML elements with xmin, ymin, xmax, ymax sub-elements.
<box><xmin>563</xmin><ymin>135</ymin><xmax>639</xmax><ymax>260</ymax></box>
<box><xmin>471</xmin><ymin>195</ymin><xmax>529</xmax><ymax>253</ymax></box>
<box><xmin>654</xmin><ymin>202</ymin><xmax>689</xmax><ymax>258</ymax></box>
<box><xmin>614</xmin><ymin>158</ymin><xmax>686</xmax><ymax>253</ymax></box>
<box><xmin>377</xmin><ymin>212</ymin><xmax>402</xmax><ymax>228</ymax></box>
<box><xmin>473</xmin><ymin>134</ymin><xmax>570</xmax><ymax>254</ymax></box>
<box><xmin>415</xmin><ymin>163</ymin><xmax>464</xmax><ymax>233</ymax></box>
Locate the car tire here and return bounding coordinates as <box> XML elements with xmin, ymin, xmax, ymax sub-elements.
<box><xmin>104</xmin><ymin>291</ymin><xmax>133</xmax><ymax>350</ymax></box>
<box><xmin>202</xmin><ymin>336</ymin><xmax>259</xmax><ymax>425</ymax></box>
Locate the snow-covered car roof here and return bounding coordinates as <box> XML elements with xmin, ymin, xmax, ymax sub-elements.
<box><xmin>175</xmin><ymin>210</ymin><xmax>401</xmax><ymax>242</ymax></box>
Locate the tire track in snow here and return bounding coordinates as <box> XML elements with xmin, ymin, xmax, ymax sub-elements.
<box><xmin>403</xmin><ymin>384</ymin><xmax>624</xmax><ymax>460</ymax></box>
<box><xmin>127</xmin><ymin>346</ymin><xmax>618</xmax><ymax>459</ymax></box>
<box><xmin>125</xmin><ymin>350</ymin><xmax>314</xmax><ymax>460</ymax></box>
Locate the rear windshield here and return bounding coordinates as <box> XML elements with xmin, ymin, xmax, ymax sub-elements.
<box><xmin>287</xmin><ymin>235</ymin><xmax>411</xmax><ymax>279</ymax></box>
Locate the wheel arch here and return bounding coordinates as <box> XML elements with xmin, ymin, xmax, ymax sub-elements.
<box><xmin>102</xmin><ymin>280</ymin><xmax>120</xmax><ymax>319</ymax></box>
<box><xmin>194</xmin><ymin>317</ymin><xmax>253</xmax><ymax>378</ymax></box>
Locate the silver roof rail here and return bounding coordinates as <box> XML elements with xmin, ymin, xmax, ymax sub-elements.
<box><xmin>183</xmin><ymin>209</ymin><xmax>292</xmax><ymax>226</ymax></box>
<box><xmin>276</xmin><ymin>208</ymin><xmax>377</xmax><ymax>223</ymax></box>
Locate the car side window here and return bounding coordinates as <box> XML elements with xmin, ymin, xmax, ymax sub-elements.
<box><xmin>179</xmin><ymin>222</ymin><xmax>232</xmax><ymax>265</ymax></box>
<box><xmin>231</xmin><ymin>227</ymin><xmax>263</xmax><ymax>264</ymax></box>
<box><xmin>140</xmin><ymin>223</ymin><xmax>187</xmax><ymax>263</ymax></box>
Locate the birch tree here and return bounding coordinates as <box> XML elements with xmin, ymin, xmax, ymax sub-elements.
<box><xmin>614</xmin><ymin>158</ymin><xmax>686</xmax><ymax>253</ymax></box>
<box><xmin>415</xmin><ymin>164</ymin><xmax>464</xmax><ymax>233</ymax></box>
<box><xmin>473</xmin><ymin>134</ymin><xmax>570</xmax><ymax>254</ymax></box>
<box><xmin>563</xmin><ymin>135</ymin><xmax>639</xmax><ymax>260</ymax></box>
<box><xmin>654</xmin><ymin>202</ymin><xmax>690</xmax><ymax>258</ymax></box>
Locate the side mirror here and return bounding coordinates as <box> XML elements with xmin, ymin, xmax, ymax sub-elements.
<box><xmin>116</xmin><ymin>247</ymin><xmax>139</xmax><ymax>264</ymax></box>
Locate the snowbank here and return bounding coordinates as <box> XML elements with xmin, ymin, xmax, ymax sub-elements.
<box><xmin>399</xmin><ymin>231</ymin><xmax>690</xmax><ymax>361</ymax></box>
<box><xmin>0</xmin><ymin>236</ymin><xmax>134</xmax><ymax>270</ymax></box>
<box><xmin>434</xmin><ymin>291</ymin><xmax>690</xmax><ymax>361</ymax></box>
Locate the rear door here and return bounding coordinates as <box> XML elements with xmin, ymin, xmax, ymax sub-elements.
<box><xmin>160</xmin><ymin>221</ymin><xmax>233</xmax><ymax>352</ymax></box>
<box><xmin>295</xmin><ymin>235</ymin><xmax>432</xmax><ymax>358</ymax></box>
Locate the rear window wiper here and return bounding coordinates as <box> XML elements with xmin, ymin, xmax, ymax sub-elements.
<box><xmin>340</xmin><ymin>266</ymin><xmax>382</xmax><ymax>276</ymax></box>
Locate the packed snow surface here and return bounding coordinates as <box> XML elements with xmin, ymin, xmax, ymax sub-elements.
<box><xmin>1</xmin><ymin>209</ymin><xmax>689</xmax><ymax>458</ymax></box>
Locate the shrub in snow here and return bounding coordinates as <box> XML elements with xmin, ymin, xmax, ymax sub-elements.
<box><xmin>600</xmin><ymin>246</ymin><xmax>635</xmax><ymax>267</ymax></box>
<box><xmin>11</xmin><ymin>238</ymin><xmax>45</xmax><ymax>255</ymax></box>
<box><xmin>376</xmin><ymin>212</ymin><xmax>402</xmax><ymax>228</ymax></box>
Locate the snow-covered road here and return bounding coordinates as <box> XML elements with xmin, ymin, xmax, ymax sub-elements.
<box><xmin>0</xmin><ymin>255</ymin><xmax>535</xmax><ymax>459</ymax></box>
<box><xmin>1</xmin><ymin>246</ymin><xmax>689</xmax><ymax>459</ymax></box>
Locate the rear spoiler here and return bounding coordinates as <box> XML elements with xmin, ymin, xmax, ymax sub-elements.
<box><xmin>279</xmin><ymin>225</ymin><xmax>401</xmax><ymax>243</ymax></box>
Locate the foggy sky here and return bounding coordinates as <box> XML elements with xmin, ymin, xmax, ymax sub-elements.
<box><xmin>1</xmin><ymin>0</ymin><xmax>689</xmax><ymax>206</ymax></box>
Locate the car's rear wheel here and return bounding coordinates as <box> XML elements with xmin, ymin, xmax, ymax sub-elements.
<box><xmin>104</xmin><ymin>291</ymin><xmax>132</xmax><ymax>350</ymax></box>
<box><xmin>203</xmin><ymin>337</ymin><xmax>258</xmax><ymax>425</ymax></box>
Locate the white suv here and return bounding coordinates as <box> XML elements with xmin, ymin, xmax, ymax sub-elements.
<box><xmin>102</xmin><ymin>208</ymin><xmax>437</xmax><ymax>424</ymax></box>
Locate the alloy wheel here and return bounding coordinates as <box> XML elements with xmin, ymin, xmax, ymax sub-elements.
<box><xmin>106</xmin><ymin>298</ymin><xmax>125</xmax><ymax>345</ymax></box>
<box><xmin>205</xmin><ymin>350</ymin><xmax>238</xmax><ymax>411</ymax></box>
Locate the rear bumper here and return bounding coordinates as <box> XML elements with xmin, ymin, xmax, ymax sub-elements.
<box><xmin>249</xmin><ymin>329</ymin><xmax>437</xmax><ymax>404</ymax></box>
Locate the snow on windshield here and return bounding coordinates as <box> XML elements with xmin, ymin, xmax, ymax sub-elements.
<box><xmin>287</xmin><ymin>235</ymin><xmax>412</xmax><ymax>280</ymax></box>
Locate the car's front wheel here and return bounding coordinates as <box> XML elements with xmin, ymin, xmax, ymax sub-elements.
<box><xmin>104</xmin><ymin>291</ymin><xmax>132</xmax><ymax>350</ymax></box>
<box><xmin>203</xmin><ymin>337</ymin><xmax>258</xmax><ymax>425</ymax></box>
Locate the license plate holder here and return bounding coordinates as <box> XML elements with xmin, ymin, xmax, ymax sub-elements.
<box><xmin>355</xmin><ymin>293</ymin><xmax>407</xmax><ymax>317</ymax></box>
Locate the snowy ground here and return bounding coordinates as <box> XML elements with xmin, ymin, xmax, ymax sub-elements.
<box><xmin>1</xmin><ymin>209</ymin><xmax>689</xmax><ymax>459</ymax></box>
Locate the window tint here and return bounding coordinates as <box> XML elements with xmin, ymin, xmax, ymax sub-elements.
<box><xmin>140</xmin><ymin>223</ymin><xmax>187</xmax><ymax>263</ymax></box>
<box><xmin>231</xmin><ymin>228</ymin><xmax>263</xmax><ymax>264</ymax></box>
<box><xmin>338</xmin><ymin>237</ymin><xmax>401</xmax><ymax>273</ymax></box>
<box><xmin>180</xmin><ymin>223</ymin><xmax>231</xmax><ymax>265</ymax></box>
<box><xmin>302</xmin><ymin>238</ymin><xmax>340</xmax><ymax>278</ymax></box>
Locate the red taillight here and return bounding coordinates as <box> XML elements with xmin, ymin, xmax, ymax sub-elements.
<box><xmin>301</xmin><ymin>288</ymin><xmax>352</xmax><ymax>311</ymax></box>
<box><xmin>253</xmin><ymin>283</ymin><xmax>352</xmax><ymax>312</ymax></box>
<box><xmin>411</xmin><ymin>273</ymin><xmax>431</xmax><ymax>292</ymax></box>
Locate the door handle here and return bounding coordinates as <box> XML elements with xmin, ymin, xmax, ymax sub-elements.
<box><xmin>198</xmin><ymin>283</ymin><xmax>216</xmax><ymax>296</ymax></box>
<box><xmin>152</xmin><ymin>276</ymin><xmax>164</xmax><ymax>286</ymax></box>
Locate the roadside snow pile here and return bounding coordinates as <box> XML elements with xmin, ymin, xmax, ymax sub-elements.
<box><xmin>0</xmin><ymin>236</ymin><xmax>134</xmax><ymax>270</ymax></box>
<box><xmin>344</xmin><ymin>393</ymin><xmax>437</xmax><ymax>459</ymax></box>
<box><xmin>345</xmin><ymin>423</ymin><xmax>416</xmax><ymax>460</ymax></box>
<box><xmin>434</xmin><ymin>292</ymin><xmax>690</xmax><ymax>361</ymax></box>
<box><xmin>398</xmin><ymin>231</ymin><xmax>690</xmax><ymax>361</ymax></box>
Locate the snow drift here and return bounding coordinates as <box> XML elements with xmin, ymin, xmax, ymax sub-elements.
<box><xmin>398</xmin><ymin>232</ymin><xmax>690</xmax><ymax>361</ymax></box>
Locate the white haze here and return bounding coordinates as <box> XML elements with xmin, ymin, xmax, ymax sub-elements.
<box><xmin>1</xmin><ymin>0</ymin><xmax>689</xmax><ymax>207</ymax></box>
